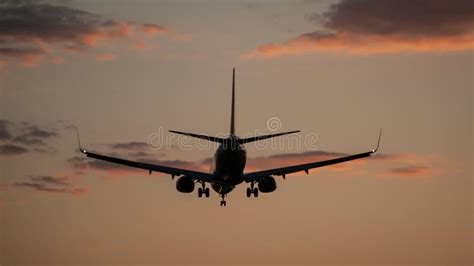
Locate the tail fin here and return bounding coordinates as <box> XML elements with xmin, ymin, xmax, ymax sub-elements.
<box><xmin>230</xmin><ymin>68</ymin><xmax>235</xmax><ymax>135</ymax></box>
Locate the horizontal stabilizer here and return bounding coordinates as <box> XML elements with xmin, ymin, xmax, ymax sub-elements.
<box><xmin>238</xmin><ymin>130</ymin><xmax>300</xmax><ymax>144</ymax></box>
<box><xmin>169</xmin><ymin>130</ymin><xmax>226</xmax><ymax>143</ymax></box>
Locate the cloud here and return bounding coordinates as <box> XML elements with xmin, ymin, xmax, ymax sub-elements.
<box><xmin>96</xmin><ymin>53</ymin><xmax>117</xmax><ymax>62</ymax></box>
<box><xmin>0</xmin><ymin>59</ymin><xmax>8</xmax><ymax>70</ymax></box>
<box><xmin>12</xmin><ymin>124</ymin><xmax>58</xmax><ymax>145</ymax></box>
<box><xmin>0</xmin><ymin>119</ymin><xmax>60</xmax><ymax>155</ymax></box>
<box><xmin>171</xmin><ymin>33</ymin><xmax>192</xmax><ymax>42</ymax></box>
<box><xmin>385</xmin><ymin>165</ymin><xmax>431</xmax><ymax>177</ymax></box>
<box><xmin>0</xmin><ymin>119</ymin><xmax>13</xmax><ymax>140</ymax></box>
<box><xmin>131</xmin><ymin>40</ymin><xmax>152</xmax><ymax>51</ymax></box>
<box><xmin>0</xmin><ymin>195</ymin><xmax>26</xmax><ymax>207</ymax></box>
<box><xmin>51</xmin><ymin>56</ymin><xmax>65</xmax><ymax>64</ymax></box>
<box><xmin>0</xmin><ymin>144</ymin><xmax>28</xmax><ymax>156</ymax></box>
<box><xmin>142</xmin><ymin>23</ymin><xmax>167</xmax><ymax>36</ymax></box>
<box><xmin>14</xmin><ymin>175</ymin><xmax>88</xmax><ymax>196</ymax></box>
<box><xmin>243</xmin><ymin>0</ymin><xmax>474</xmax><ymax>59</ymax></box>
<box><xmin>30</xmin><ymin>175</ymin><xmax>69</xmax><ymax>185</ymax></box>
<box><xmin>108</xmin><ymin>141</ymin><xmax>150</xmax><ymax>150</ymax></box>
<box><xmin>0</xmin><ymin>1</ymin><xmax>170</xmax><ymax>67</ymax></box>
<box><xmin>0</xmin><ymin>47</ymin><xmax>44</xmax><ymax>66</ymax></box>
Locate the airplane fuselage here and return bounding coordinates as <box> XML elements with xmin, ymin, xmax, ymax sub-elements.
<box><xmin>210</xmin><ymin>135</ymin><xmax>246</xmax><ymax>194</ymax></box>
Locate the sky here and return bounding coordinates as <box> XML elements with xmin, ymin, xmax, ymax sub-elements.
<box><xmin>0</xmin><ymin>0</ymin><xmax>472</xmax><ymax>265</ymax></box>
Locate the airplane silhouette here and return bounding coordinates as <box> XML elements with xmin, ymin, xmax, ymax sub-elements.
<box><xmin>76</xmin><ymin>68</ymin><xmax>381</xmax><ymax>206</ymax></box>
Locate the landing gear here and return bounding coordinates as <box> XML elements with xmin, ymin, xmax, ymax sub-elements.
<box><xmin>246</xmin><ymin>182</ymin><xmax>259</xmax><ymax>197</ymax></box>
<box><xmin>220</xmin><ymin>193</ymin><xmax>226</xmax><ymax>207</ymax></box>
<box><xmin>197</xmin><ymin>183</ymin><xmax>210</xmax><ymax>198</ymax></box>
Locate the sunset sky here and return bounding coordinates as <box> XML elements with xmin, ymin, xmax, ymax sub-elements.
<box><xmin>0</xmin><ymin>0</ymin><xmax>472</xmax><ymax>265</ymax></box>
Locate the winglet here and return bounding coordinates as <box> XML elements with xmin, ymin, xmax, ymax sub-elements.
<box><xmin>74</xmin><ymin>126</ymin><xmax>87</xmax><ymax>154</ymax></box>
<box><xmin>371</xmin><ymin>128</ymin><xmax>382</xmax><ymax>153</ymax></box>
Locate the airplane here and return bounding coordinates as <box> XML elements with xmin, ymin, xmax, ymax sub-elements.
<box><xmin>75</xmin><ymin>68</ymin><xmax>382</xmax><ymax>206</ymax></box>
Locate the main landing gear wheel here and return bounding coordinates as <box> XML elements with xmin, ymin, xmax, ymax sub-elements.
<box><xmin>246</xmin><ymin>187</ymin><xmax>259</xmax><ymax>197</ymax></box>
<box><xmin>198</xmin><ymin>185</ymin><xmax>210</xmax><ymax>198</ymax></box>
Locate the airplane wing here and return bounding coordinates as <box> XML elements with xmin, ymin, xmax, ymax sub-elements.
<box><xmin>244</xmin><ymin>130</ymin><xmax>382</xmax><ymax>183</ymax></box>
<box><xmin>75</xmin><ymin>129</ymin><xmax>216</xmax><ymax>183</ymax></box>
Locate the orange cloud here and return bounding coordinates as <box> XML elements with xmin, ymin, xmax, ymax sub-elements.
<box><xmin>80</xmin><ymin>22</ymin><xmax>135</xmax><ymax>47</ymax></box>
<box><xmin>243</xmin><ymin>32</ymin><xmax>474</xmax><ymax>59</ymax></box>
<box><xmin>21</xmin><ymin>54</ymin><xmax>44</xmax><ymax>67</ymax></box>
<box><xmin>51</xmin><ymin>56</ymin><xmax>65</xmax><ymax>65</ymax></box>
<box><xmin>142</xmin><ymin>23</ymin><xmax>167</xmax><ymax>36</ymax></box>
<box><xmin>70</xmin><ymin>187</ymin><xmax>90</xmax><ymax>196</ymax></box>
<box><xmin>132</xmin><ymin>40</ymin><xmax>153</xmax><ymax>51</ymax></box>
<box><xmin>0</xmin><ymin>59</ymin><xmax>8</xmax><ymax>70</ymax></box>
<box><xmin>171</xmin><ymin>33</ymin><xmax>192</xmax><ymax>42</ymax></box>
<box><xmin>96</xmin><ymin>53</ymin><xmax>117</xmax><ymax>62</ymax></box>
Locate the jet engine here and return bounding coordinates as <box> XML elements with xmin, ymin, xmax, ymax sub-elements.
<box><xmin>176</xmin><ymin>176</ymin><xmax>195</xmax><ymax>193</ymax></box>
<box><xmin>258</xmin><ymin>176</ymin><xmax>277</xmax><ymax>193</ymax></box>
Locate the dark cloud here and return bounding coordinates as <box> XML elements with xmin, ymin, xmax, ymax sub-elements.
<box><xmin>0</xmin><ymin>119</ymin><xmax>13</xmax><ymax>140</ymax></box>
<box><xmin>0</xmin><ymin>1</ymin><xmax>112</xmax><ymax>42</ymax></box>
<box><xmin>12</xmin><ymin>124</ymin><xmax>58</xmax><ymax>145</ymax></box>
<box><xmin>109</xmin><ymin>141</ymin><xmax>150</xmax><ymax>150</ymax></box>
<box><xmin>0</xmin><ymin>119</ymin><xmax>60</xmax><ymax>155</ymax></box>
<box><xmin>0</xmin><ymin>144</ymin><xmax>28</xmax><ymax>156</ymax></box>
<box><xmin>0</xmin><ymin>47</ymin><xmax>43</xmax><ymax>58</ymax></box>
<box><xmin>317</xmin><ymin>0</ymin><xmax>474</xmax><ymax>36</ymax></box>
<box><xmin>14</xmin><ymin>175</ymin><xmax>88</xmax><ymax>196</ymax></box>
<box><xmin>244</xmin><ymin>0</ymin><xmax>474</xmax><ymax>58</ymax></box>
<box><xmin>31</xmin><ymin>175</ymin><xmax>69</xmax><ymax>185</ymax></box>
<box><xmin>0</xmin><ymin>0</ymin><xmax>169</xmax><ymax>66</ymax></box>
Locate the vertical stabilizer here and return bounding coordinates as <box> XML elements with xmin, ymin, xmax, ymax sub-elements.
<box><xmin>230</xmin><ymin>68</ymin><xmax>235</xmax><ymax>135</ymax></box>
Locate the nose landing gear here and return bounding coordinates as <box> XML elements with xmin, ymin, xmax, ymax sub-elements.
<box><xmin>220</xmin><ymin>193</ymin><xmax>226</xmax><ymax>206</ymax></box>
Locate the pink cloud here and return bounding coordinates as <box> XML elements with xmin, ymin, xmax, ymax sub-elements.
<box><xmin>51</xmin><ymin>56</ymin><xmax>65</xmax><ymax>65</ymax></box>
<box><xmin>171</xmin><ymin>33</ymin><xmax>192</xmax><ymax>42</ymax></box>
<box><xmin>96</xmin><ymin>53</ymin><xmax>117</xmax><ymax>62</ymax></box>
<box><xmin>142</xmin><ymin>23</ymin><xmax>167</xmax><ymax>36</ymax></box>
<box><xmin>387</xmin><ymin>165</ymin><xmax>431</xmax><ymax>176</ymax></box>
<box><xmin>132</xmin><ymin>40</ymin><xmax>153</xmax><ymax>51</ymax></box>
